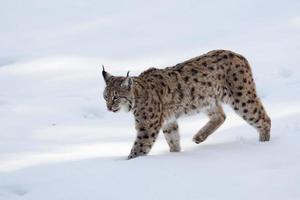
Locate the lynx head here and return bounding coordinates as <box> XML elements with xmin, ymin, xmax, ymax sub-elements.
<box><xmin>102</xmin><ymin>65</ymin><xmax>133</xmax><ymax>113</ymax></box>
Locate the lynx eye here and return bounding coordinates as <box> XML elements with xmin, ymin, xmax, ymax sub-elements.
<box><xmin>104</xmin><ymin>94</ymin><xmax>108</xmax><ymax>100</ymax></box>
<box><xmin>112</xmin><ymin>91</ymin><xmax>119</xmax><ymax>100</ymax></box>
<box><xmin>112</xmin><ymin>96</ymin><xmax>119</xmax><ymax>101</ymax></box>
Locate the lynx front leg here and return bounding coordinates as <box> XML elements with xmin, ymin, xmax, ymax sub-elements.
<box><xmin>193</xmin><ymin>104</ymin><xmax>226</xmax><ymax>144</ymax></box>
<box><xmin>128</xmin><ymin>123</ymin><xmax>160</xmax><ymax>159</ymax></box>
<box><xmin>162</xmin><ymin>121</ymin><xmax>181</xmax><ymax>152</ymax></box>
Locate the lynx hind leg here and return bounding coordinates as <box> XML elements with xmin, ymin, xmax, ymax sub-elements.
<box><xmin>230</xmin><ymin>95</ymin><xmax>271</xmax><ymax>142</ymax></box>
<box><xmin>225</xmin><ymin>61</ymin><xmax>271</xmax><ymax>141</ymax></box>
<box><xmin>252</xmin><ymin>99</ymin><xmax>271</xmax><ymax>142</ymax></box>
<box><xmin>193</xmin><ymin>104</ymin><xmax>226</xmax><ymax>144</ymax></box>
<box><xmin>162</xmin><ymin>121</ymin><xmax>181</xmax><ymax>152</ymax></box>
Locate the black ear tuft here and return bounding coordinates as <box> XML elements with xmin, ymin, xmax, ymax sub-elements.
<box><xmin>122</xmin><ymin>71</ymin><xmax>132</xmax><ymax>89</ymax></box>
<box><xmin>102</xmin><ymin>65</ymin><xmax>106</xmax><ymax>77</ymax></box>
<box><xmin>102</xmin><ymin>65</ymin><xmax>112</xmax><ymax>83</ymax></box>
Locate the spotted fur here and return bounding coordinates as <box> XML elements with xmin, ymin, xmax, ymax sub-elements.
<box><xmin>102</xmin><ymin>50</ymin><xmax>271</xmax><ymax>159</ymax></box>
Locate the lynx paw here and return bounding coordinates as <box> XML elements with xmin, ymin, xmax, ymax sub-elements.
<box><xmin>193</xmin><ymin>134</ymin><xmax>208</xmax><ymax>144</ymax></box>
<box><xmin>259</xmin><ymin>134</ymin><xmax>270</xmax><ymax>142</ymax></box>
<box><xmin>170</xmin><ymin>146</ymin><xmax>181</xmax><ymax>152</ymax></box>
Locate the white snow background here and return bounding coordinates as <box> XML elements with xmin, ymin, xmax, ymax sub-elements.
<box><xmin>1</xmin><ymin>0</ymin><xmax>300</xmax><ymax>199</ymax></box>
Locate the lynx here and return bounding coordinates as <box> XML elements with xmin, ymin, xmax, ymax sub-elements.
<box><xmin>102</xmin><ymin>49</ymin><xmax>271</xmax><ymax>159</ymax></box>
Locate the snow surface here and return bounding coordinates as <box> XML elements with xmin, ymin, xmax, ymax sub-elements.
<box><xmin>1</xmin><ymin>1</ymin><xmax>300</xmax><ymax>200</ymax></box>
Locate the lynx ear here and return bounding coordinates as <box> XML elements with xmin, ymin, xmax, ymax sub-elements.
<box><xmin>102</xmin><ymin>65</ymin><xmax>112</xmax><ymax>84</ymax></box>
<box><xmin>121</xmin><ymin>71</ymin><xmax>132</xmax><ymax>89</ymax></box>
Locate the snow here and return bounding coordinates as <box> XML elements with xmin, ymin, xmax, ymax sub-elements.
<box><xmin>1</xmin><ymin>1</ymin><xmax>300</xmax><ymax>200</ymax></box>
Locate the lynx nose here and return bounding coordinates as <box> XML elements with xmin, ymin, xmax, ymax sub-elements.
<box><xmin>107</xmin><ymin>105</ymin><xmax>113</xmax><ymax>111</ymax></box>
